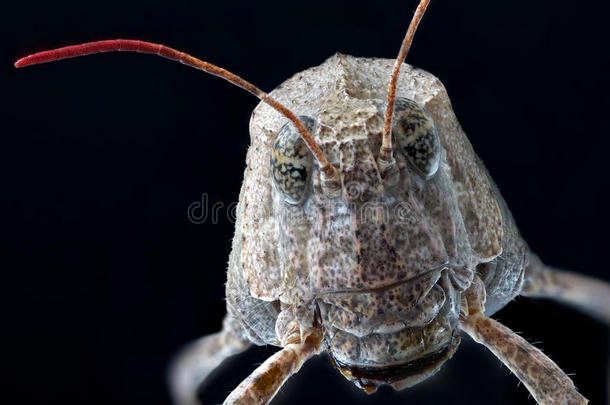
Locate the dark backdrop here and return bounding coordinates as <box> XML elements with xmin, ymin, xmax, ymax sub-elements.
<box><xmin>2</xmin><ymin>1</ymin><xmax>609</xmax><ymax>404</ymax></box>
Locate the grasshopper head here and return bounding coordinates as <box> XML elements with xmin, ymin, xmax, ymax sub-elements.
<box><xmin>243</xmin><ymin>53</ymin><xmax>504</xmax><ymax>391</ymax></box>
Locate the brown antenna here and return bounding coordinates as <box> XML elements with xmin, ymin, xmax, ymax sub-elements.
<box><xmin>15</xmin><ymin>39</ymin><xmax>336</xmax><ymax>177</ymax></box>
<box><xmin>380</xmin><ymin>0</ymin><xmax>431</xmax><ymax>163</ymax></box>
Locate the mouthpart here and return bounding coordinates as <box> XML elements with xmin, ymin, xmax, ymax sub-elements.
<box><xmin>329</xmin><ymin>330</ymin><xmax>461</xmax><ymax>393</ymax></box>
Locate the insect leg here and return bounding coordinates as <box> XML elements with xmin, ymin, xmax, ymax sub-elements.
<box><xmin>222</xmin><ymin>331</ymin><xmax>322</xmax><ymax>405</ymax></box>
<box><xmin>169</xmin><ymin>315</ymin><xmax>251</xmax><ymax>405</ymax></box>
<box><xmin>460</xmin><ymin>276</ymin><xmax>588</xmax><ymax>405</ymax></box>
<box><xmin>522</xmin><ymin>253</ymin><xmax>610</xmax><ymax>324</ymax></box>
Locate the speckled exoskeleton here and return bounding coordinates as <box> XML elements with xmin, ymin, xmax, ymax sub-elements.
<box><xmin>14</xmin><ymin>1</ymin><xmax>610</xmax><ymax>404</ymax></box>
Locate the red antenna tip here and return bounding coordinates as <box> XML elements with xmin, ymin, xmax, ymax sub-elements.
<box><xmin>15</xmin><ymin>53</ymin><xmax>46</xmax><ymax>68</ymax></box>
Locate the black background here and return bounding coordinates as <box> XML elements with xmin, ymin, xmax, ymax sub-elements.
<box><xmin>2</xmin><ymin>0</ymin><xmax>609</xmax><ymax>404</ymax></box>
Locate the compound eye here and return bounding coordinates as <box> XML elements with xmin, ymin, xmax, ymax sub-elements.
<box><xmin>270</xmin><ymin>116</ymin><xmax>315</xmax><ymax>205</ymax></box>
<box><xmin>393</xmin><ymin>98</ymin><xmax>441</xmax><ymax>178</ymax></box>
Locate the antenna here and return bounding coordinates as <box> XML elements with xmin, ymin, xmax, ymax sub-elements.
<box><xmin>15</xmin><ymin>39</ymin><xmax>336</xmax><ymax>177</ymax></box>
<box><xmin>380</xmin><ymin>0</ymin><xmax>431</xmax><ymax>164</ymax></box>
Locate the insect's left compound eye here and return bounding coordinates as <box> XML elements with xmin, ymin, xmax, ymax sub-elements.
<box><xmin>270</xmin><ymin>116</ymin><xmax>315</xmax><ymax>205</ymax></box>
<box><xmin>393</xmin><ymin>98</ymin><xmax>441</xmax><ymax>178</ymax></box>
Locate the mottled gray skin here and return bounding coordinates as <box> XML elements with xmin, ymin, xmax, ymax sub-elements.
<box><xmin>225</xmin><ymin>54</ymin><xmax>529</xmax><ymax>391</ymax></box>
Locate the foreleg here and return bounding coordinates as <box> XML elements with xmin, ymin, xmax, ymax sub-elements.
<box><xmin>223</xmin><ymin>331</ymin><xmax>321</xmax><ymax>405</ymax></box>
<box><xmin>460</xmin><ymin>277</ymin><xmax>588</xmax><ymax>405</ymax></box>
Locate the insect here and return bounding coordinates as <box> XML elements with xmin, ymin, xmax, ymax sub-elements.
<box><xmin>13</xmin><ymin>1</ymin><xmax>610</xmax><ymax>404</ymax></box>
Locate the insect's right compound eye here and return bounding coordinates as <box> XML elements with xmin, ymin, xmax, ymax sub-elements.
<box><xmin>270</xmin><ymin>116</ymin><xmax>315</xmax><ymax>205</ymax></box>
